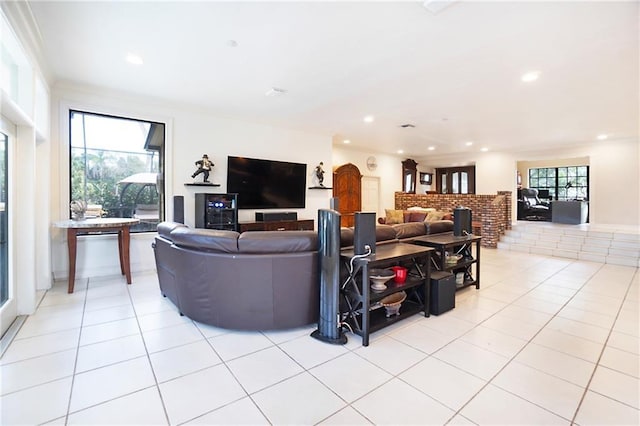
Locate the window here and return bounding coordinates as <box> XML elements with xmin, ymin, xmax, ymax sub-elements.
<box><xmin>528</xmin><ymin>166</ymin><xmax>589</xmax><ymax>200</ymax></box>
<box><xmin>69</xmin><ymin>111</ymin><xmax>165</xmax><ymax>232</ymax></box>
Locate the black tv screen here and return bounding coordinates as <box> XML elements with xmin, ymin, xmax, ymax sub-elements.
<box><xmin>227</xmin><ymin>156</ymin><xmax>307</xmax><ymax>209</ymax></box>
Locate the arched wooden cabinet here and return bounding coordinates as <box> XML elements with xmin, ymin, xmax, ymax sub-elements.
<box><xmin>332</xmin><ymin>163</ymin><xmax>362</xmax><ymax>227</ymax></box>
<box><xmin>402</xmin><ymin>159</ymin><xmax>418</xmax><ymax>194</ymax></box>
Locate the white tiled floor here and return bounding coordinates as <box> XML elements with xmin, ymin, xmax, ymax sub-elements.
<box><xmin>1</xmin><ymin>249</ymin><xmax>639</xmax><ymax>425</ymax></box>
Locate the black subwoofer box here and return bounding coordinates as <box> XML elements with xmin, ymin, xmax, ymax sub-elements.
<box><xmin>354</xmin><ymin>212</ymin><xmax>376</xmax><ymax>255</ymax></box>
<box><xmin>430</xmin><ymin>271</ymin><xmax>456</xmax><ymax>315</ymax></box>
<box><xmin>255</xmin><ymin>211</ymin><xmax>298</xmax><ymax>222</ymax></box>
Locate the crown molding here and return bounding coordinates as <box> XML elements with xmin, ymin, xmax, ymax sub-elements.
<box><xmin>1</xmin><ymin>1</ymin><xmax>54</xmax><ymax>85</ymax></box>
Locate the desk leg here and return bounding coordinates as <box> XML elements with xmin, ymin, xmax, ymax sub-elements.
<box><xmin>117</xmin><ymin>229</ymin><xmax>125</xmax><ymax>276</ymax></box>
<box><xmin>475</xmin><ymin>240</ymin><xmax>481</xmax><ymax>289</ymax></box>
<box><xmin>121</xmin><ymin>226</ymin><xmax>133</xmax><ymax>284</ymax></box>
<box><xmin>67</xmin><ymin>228</ymin><xmax>78</xmax><ymax>293</ymax></box>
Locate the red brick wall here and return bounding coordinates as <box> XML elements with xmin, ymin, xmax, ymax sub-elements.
<box><xmin>394</xmin><ymin>191</ymin><xmax>512</xmax><ymax>248</ymax></box>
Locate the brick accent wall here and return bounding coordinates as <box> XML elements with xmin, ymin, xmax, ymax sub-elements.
<box><xmin>394</xmin><ymin>191</ymin><xmax>512</xmax><ymax>248</ymax></box>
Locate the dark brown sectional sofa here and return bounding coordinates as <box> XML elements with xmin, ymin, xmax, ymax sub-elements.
<box><xmin>153</xmin><ymin>219</ymin><xmax>453</xmax><ymax>331</ymax></box>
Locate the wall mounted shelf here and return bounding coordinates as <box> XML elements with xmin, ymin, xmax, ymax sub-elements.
<box><xmin>185</xmin><ymin>182</ymin><xmax>221</xmax><ymax>187</ymax></box>
<box><xmin>309</xmin><ymin>186</ymin><xmax>332</xmax><ymax>190</ymax></box>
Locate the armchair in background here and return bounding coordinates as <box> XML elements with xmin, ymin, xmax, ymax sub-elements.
<box><xmin>518</xmin><ymin>188</ymin><xmax>551</xmax><ymax>221</ymax></box>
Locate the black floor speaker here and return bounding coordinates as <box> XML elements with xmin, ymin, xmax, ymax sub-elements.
<box><xmin>354</xmin><ymin>212</ymin><xmax>376</xmax><ymax>255</ymax></box>
<box><xmin>430</xmin><ymin>271</ymin><xmax>456</xmax><ymax>315</ymax></box>
<box><xmin>454</xmin><ymin>206</ymin><xmax>472</xmax><ymax>236</ymax></box>
<box><xmin>173</xmin><ymin>195</ymin><xmax>184</xmax><ymax>224</ymax></box>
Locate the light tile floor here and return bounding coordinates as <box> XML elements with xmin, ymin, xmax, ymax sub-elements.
<box><xmin>1</xmin><ymin>249</ymin><xmax>638</xmax><ymax>425</ymax></box>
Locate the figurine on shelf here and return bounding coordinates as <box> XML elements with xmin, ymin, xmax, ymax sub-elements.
<box><xmin>314</xmin><ymin>162</ymin><xmax>325</xmax><ymax>186</ymax></box>
<box><xmin>191</xmin><ymin>154</ymin><xmax>214</xmax><ymax>183</ymax></box>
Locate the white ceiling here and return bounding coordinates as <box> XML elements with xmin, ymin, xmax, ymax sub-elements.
<box><xmin>25</xmin><ymin>1</ymin><xmax>639</xmax><ymax>158</ymax></box>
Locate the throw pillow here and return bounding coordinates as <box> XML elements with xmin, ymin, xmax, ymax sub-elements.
<box><xmin>385</xmin><ymin>209</ymin><xmax>404</xmax><ymax>224</ymax></box>
<box><xmin>425</xmin><ymin>210</ymin><xmax>446</xmax><ymax>222</ymax></box>
<box><xmin>408</xmin><ymin>211</ymin><xmax>427</xmax><ymax>222</ymax></box>
<box><xmin>407</xmin><ymin>206</ymin><xmax>435</xmax><ymax>212</ymax></box>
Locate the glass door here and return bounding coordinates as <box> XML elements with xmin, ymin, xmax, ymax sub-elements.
<box><xmin>0</xmin><ymin>127</ymin><xmax>15</xmax><ymax>338</ymax></box>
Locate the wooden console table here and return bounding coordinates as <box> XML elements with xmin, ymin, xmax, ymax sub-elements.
<box><xmin>340</xmin><ymin>243</ymin><xmax>433</xmax><ymax>346</ymax></box>
<box><xmin>238</xmin><ymin>219</ymin><xmax>314</xmax><ymax>232</ymax></box>
<box><xmin>54</xmin><ymin>218</ymin><xmax>140</xmax><ymax>293</ymax></box>
<box><xmin>411</xmin><ymin>233</ymin><xmax>481</xmax><ymax>291</ymax></box>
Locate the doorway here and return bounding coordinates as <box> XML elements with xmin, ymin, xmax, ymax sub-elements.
<box><xmin>361</xmin><ymin>176</ymin><xmax>380</xmax><ymax>217</ymax></box>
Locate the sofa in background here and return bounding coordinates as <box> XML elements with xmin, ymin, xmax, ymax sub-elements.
<box><xmin>378</xmin><ymin>207</ymin><xmax>454</xmax><ymax>225</ymax></box>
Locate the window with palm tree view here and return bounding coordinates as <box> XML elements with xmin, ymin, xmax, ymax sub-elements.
<box><xmin>70</xmin><ymin>111</ymin><xmax>165</xmax><ymax>232</ymax></box>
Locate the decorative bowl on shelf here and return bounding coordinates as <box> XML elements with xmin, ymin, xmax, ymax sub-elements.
<box><xmin>369</xmin><ymin>268</ymin><xmax>395</xmax><ymax>292</ymax></box>
<box><xmin>380</xmin><ymin>291</ymin><xmax>406</xmax><ymax>317</ymax></box>
<box><xmin>445</xmin><ymin>254</ymin><xmax>462</xmax><ymax>265</ymax></box>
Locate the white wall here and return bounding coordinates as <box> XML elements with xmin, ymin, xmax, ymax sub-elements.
<box><xmin>420</xmin><ymin>139</ymin><xmax>640</xmax><ymax>226</ymax></box>
<box><xmin>50</xmin><ymin>84</ymin><xmax>333</xmax><ymax>280</ymax></box>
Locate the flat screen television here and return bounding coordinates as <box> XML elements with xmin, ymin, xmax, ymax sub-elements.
<box><xmin>227</xmin><ymin>156</ymin><xmax>307</xmax><ymax>209</ymax></box>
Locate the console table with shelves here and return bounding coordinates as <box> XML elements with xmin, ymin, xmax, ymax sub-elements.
<box><xmin>340</xmin><ymin>243</ymin><xmax>433</xmax><ymax>346</ymax></box>
<box><xmin>411</xmin><ymin>233</ymin><xmax>481</xmax><ymax>291</ymax></box>
<box><xmin>238</xmin><ymin>219</ymin><xmax>314</xmax><ymax>232</ymax></box>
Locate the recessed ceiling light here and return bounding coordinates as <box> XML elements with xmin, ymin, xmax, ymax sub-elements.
<box><xmin>465</xmin><ymin>141</ymin><xmax>473</xmax><ymax>146</ymax></box>
<box><xmin>597</xmin><ymin>134</ymin><xmax>608</xmax><ymax>140</ymax></box>
<box><xmin>363</xmin><ymin>115</ymin><xmax>375</xmax><ymax>123</ymax></box>
<box><xmin>125</xmin><ymin>53</ymin><xmax>143</xmax><ymax>65</ymax></box>
<box><xmin>428</xmin><ymin>146</ymin><xmax>435</xmax><ymax>151</ymax></box>
<box><xmin>265</xmin><ymin>87</ymin><xmax>286</xmax><ymax>97</ymax></box>
<box><xmin>227</xmin><ymin>40</ymin><xmax>238</xmax><ymax>47</ymax></box>
<box><xmin>343</xmin><ymin>139</ymin><xmax>351</xmax><ymax>144</ymax></box>
<box><xmin>521</xmin><ymin>71</ymin><xmax>540</xmax><ymax>82</ymax></box>
<box><xmin>397</xmin><ymin>149</ymin><xmax>404</xmax><ymax>154</ymax></box>
<box><xmin>480</xmin><ymin>147</ymin><xmax>489</xmax><ymax>152</ymax></box>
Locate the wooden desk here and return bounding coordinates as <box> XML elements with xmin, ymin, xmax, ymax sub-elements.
<box><xmin>54</xmin><ymin>218</ymin><xmax>140</xmax><ymax>293</ymax></box>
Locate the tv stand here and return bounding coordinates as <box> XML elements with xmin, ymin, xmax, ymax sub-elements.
<box><xmin>239</xmin><ymin>219</ymin><xmax>314</xmax><ymax>232</ymax></box>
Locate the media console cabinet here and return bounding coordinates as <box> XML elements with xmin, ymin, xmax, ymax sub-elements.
<box><xmin>238</xmin><ymin>219</ymin><xmax>314</xmax><ymax>232</ymax></box>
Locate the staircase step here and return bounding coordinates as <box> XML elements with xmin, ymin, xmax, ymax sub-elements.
<box><xmin>501</xmin><ymin>221</ymin><xmax>640</xmax><ymax>266</ymax></box>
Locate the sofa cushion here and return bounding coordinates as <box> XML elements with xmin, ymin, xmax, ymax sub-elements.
<box><xmin>340</xmin><ymin>227</ymin><xmax>354</xmax><ymax>247</ymax></box>
<box><xmin>425</xmin><ymin>210</ymin><xmax>447</xmax><ymax>221</ymax></box>
<box><xmin>392</xmin><ymin>222</ymin><xmax>427</xmax><ymax>239</ymax></box>
<box><xmin>385</xmin><ymin>209</ymin><xmax>404</xmax><ymax>224</ymax></box>
<box><xmin>238</xmin><ymin>231</ymin><xmax>318</xmax><ymax>253</ymax></box>
<box><xmin>157</xmin><ymin>221</ymin><xmax>187</xmax><ymax>239</ymax></box>
<box><xmin>170</xmin><ymin>227</ymin><xmax>239</xmax><ymax>252</ymax></box>
<box><xmin>425</xmin><ymin>220</ymin><xmax>454</xmax><ymax>234</ymax></box>
<box><xmin>376</xmin><ymin>225</ymin><xmax>399</xmax><ymax>242</ymax></box>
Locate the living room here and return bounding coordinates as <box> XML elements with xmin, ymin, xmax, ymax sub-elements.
<box><xmin>1</xmin><ymin>2</ymin><xmax>638</xmax><ymax>425</ymax></box>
